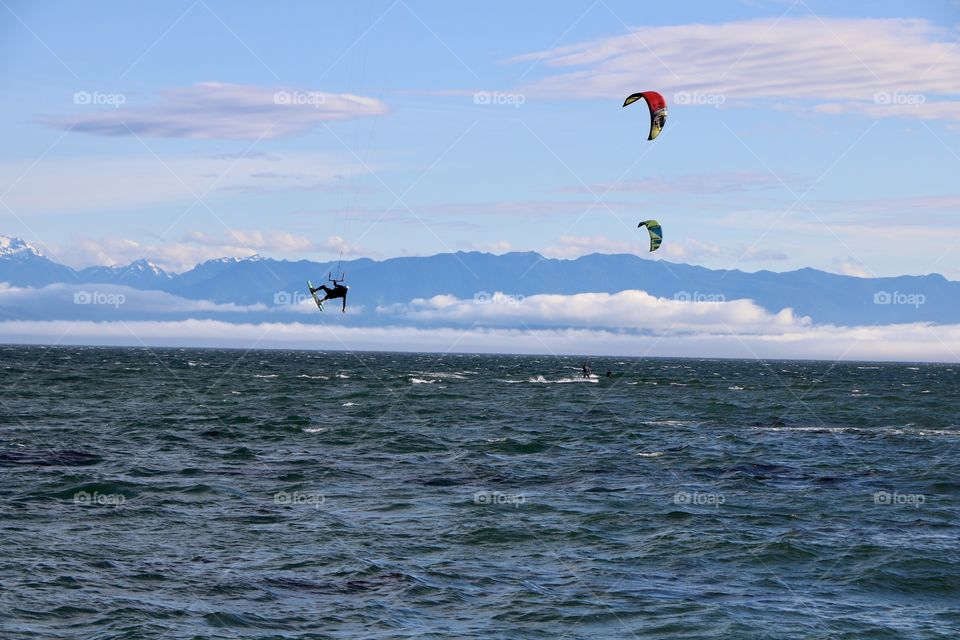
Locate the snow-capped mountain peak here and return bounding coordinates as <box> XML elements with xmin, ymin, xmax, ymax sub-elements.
<box><xmin>125</xmin><ymin>258</ymin><xmax>168</xmax><ymax>277</ymax></box>
<box><xmin>0</xmin><ymin>235</ymin><xmax>45</xmax><ymax>259</ymax></box>
<box><xmin>209</xmin><ymin>253</ymin><xmax>262</xmax><ymax>265</ymax></box>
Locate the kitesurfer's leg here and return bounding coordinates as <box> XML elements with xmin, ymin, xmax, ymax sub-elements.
<box><xmin>341</xmin><ymin>294</ymin><xmax>347</xmax><ymax>313</ymax></box>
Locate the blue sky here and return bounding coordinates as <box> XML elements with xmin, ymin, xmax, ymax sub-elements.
<box><xmin>2</xmin><ymin>0</ymin><xmax>959</xmax><ymax>277</ymax></box>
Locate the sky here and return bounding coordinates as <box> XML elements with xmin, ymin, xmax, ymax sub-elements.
<box><xmin>1</xmin><ymin>0</ymin><xmax>960</xmax><ymax>279</ymax></box>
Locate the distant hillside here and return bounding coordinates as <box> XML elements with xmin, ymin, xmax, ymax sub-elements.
<box><xmin>0</xmin><ymin>235</ymin><xmax>957</xmax><ymax>325</ymax></box>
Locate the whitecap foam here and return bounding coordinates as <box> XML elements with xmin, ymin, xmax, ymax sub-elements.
<box><xmin>527</xmin><ymin>374</ymin><xmax>598</xmax><ymax>384</ymax></box>
<box><xmin>556</xmin><ymin>376</ymin><xmax>598</xmax><ymax>383</ymax></box>
<box><xmin>418</xmin><ymin>371</ymin><xmax>466</xmax><ymax>380</ymax></box>
<box><xmin>756</xmin><ymin>424</ymin><xmax>960</xmax><ymax>438</ymax></box>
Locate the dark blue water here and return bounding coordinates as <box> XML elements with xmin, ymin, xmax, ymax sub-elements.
<box><xmin>1</xmin><ymin>346</ymin><xmax>959</xmax><ymax>639</ymax></box>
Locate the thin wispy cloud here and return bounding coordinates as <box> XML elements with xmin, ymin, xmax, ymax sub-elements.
<box><xmin>45</xmin><ymin>82</ymin><xmax>389</xmax><ymax>140</ymax></box>
<box><xmin>510</xmin><ymin>17</ymin><xmax>960</xmax><ymax>120</ymax></box>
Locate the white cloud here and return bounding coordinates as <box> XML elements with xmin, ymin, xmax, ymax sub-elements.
<box><xmin>657</xmin><ymin>238</ymin><xmax>726</xmax><ymax>262</ymax></box>
<box><xmin>183</xmin><ymin>229</ymin><xmax>313</xmax><ymax>254</ymax></box>
<box><xmin>832</xmin><ymin>256</ymin><xmax>871</xmax><ymax>278</ymax></box>
<box><xmin>510</xmin><ymin>17</ymin><xmax>960</xmax><ymax>120</ymax></box>
<box><xmin>54</xmin><ymin>227</ymin><xmax>375</xmax><ymax>272</ymax></box>
<box><xmin>47</xmin><ymin>82</ymin><xmax>389</xmax><ymax>139</ymax></box>
<box><xmin>380</xmin><ymin>289</ymin><xmax>808</xmax><ymax>334</ymax></box>
<box><xmin>465</xmin><ymin>240</ymin><xmax>513</xmax><ymax>254</ymax></box>
<box><xmin>541</xmin><ymin>234</ymin><xmax>641</xmax><ymax>258</ymax></box>
<box><xmin>2</xmin><ymin>319</ymin><xmax>958</xmax><ymax>363</ymax></box>
<box><xmin>315</xmin><ymin>235</ymin><xmax>370</xmax><ymax>258</ymax></box>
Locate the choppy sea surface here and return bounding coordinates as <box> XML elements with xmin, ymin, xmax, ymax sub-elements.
<box><xmin>1</xmin><ymin>345</ymin><xmax>959</xmax><ymax>639</ymax></box>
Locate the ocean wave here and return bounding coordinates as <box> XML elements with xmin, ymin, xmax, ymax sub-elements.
<box><xmin>527</xmin><ymin>374</ymin><xmax>598</xmax><ymax>384</ymax></box>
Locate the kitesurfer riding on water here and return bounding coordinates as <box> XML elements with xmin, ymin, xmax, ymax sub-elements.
<box><xmin>310</xmin><ymin>278</ymin><xmax>349</xmax><ymax>313</ymax></box>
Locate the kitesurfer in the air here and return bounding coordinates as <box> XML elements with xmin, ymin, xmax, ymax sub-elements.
<box><xmin>311</xmin><ymin>278</ymin><xmax>349</xmax><ymax>313</ymax></box>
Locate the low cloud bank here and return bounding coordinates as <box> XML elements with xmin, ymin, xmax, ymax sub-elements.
<box><xmin>379</xmin><ymin>290</ymin><xmax>808</xmax><ymax>334</ymax></box>
<box><xmin>1</xmin><ymin>285</ymin><xmax>956</xmax><ymax>362</ymax></box>
<box><xmin>2</xmin><ymin>319</ymin><xmax>958</xmax><ymax>363</ymax></box>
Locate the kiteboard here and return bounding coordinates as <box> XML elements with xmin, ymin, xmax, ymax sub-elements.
<box><xmin>307</xmin><ymin>280</ymin><xmax>323</xmax><ymax>311</ymax></box>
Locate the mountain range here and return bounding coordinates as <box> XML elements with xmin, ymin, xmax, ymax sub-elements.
<box><xmin>0</xmin><ymin>235</ymin><xmax>956</xmax><ymax>326</ymax></box>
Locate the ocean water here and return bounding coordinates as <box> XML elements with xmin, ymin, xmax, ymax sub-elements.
<box><xmin>1</xmin><ymin>345</ymin><xmax>959</xmax><ymax>639</ymax></box>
